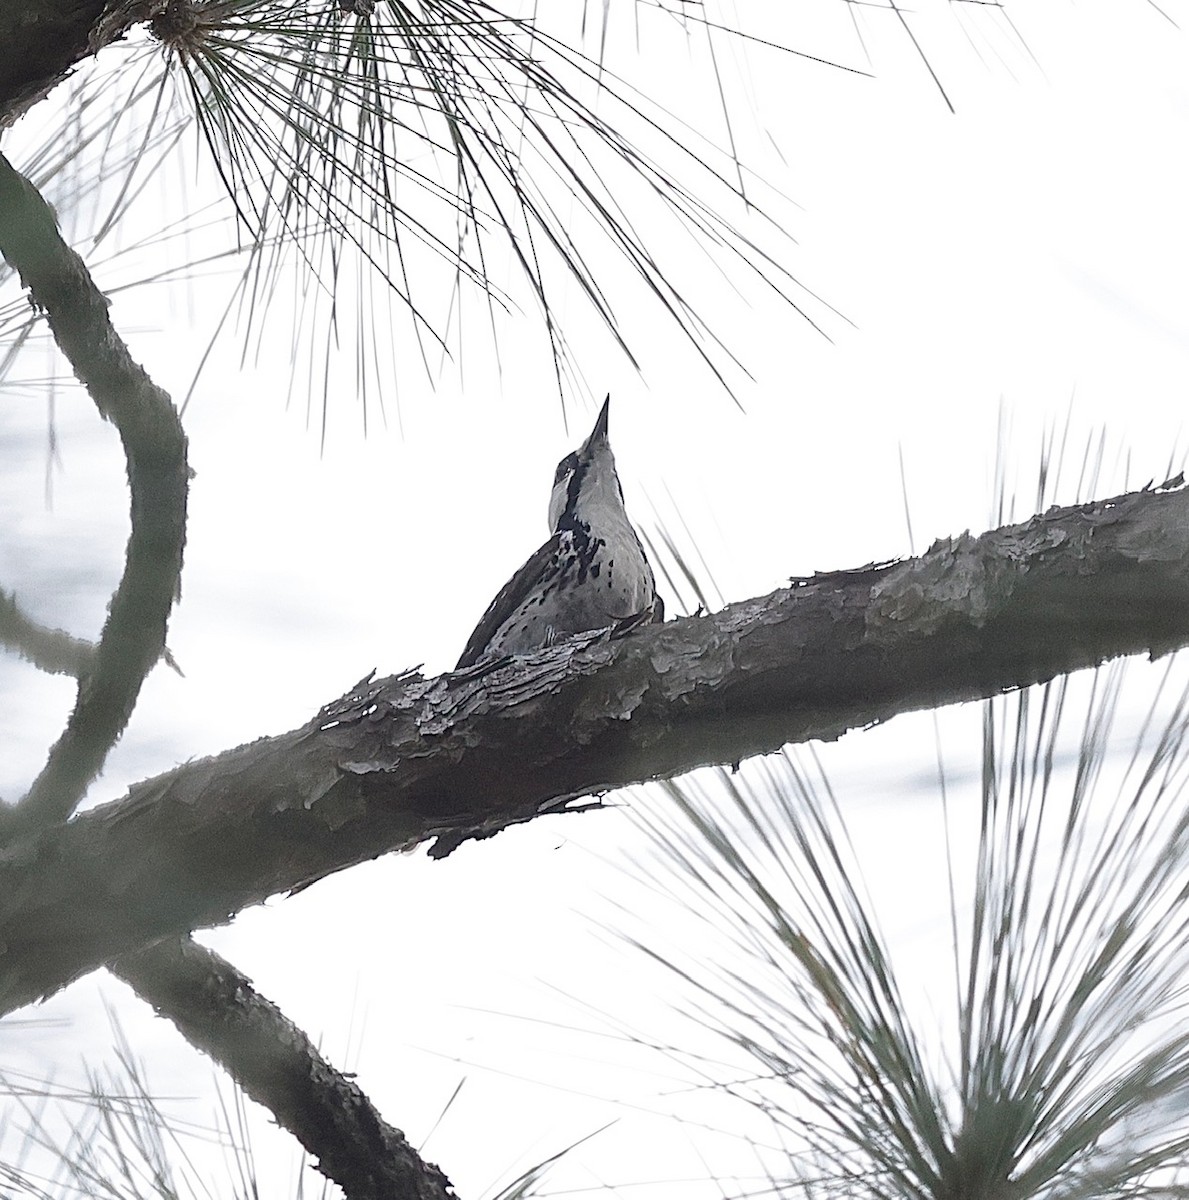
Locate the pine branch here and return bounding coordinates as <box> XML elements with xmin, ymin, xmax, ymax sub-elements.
<box><xmin>0</xmin><ymin>152</ymin><xmax>449</xmax><ymax>1200</ymax></box>
<box><xmin>1</xmin><ymin>479</ymin><xmax>1187</xmax><ymax>1017</ymax></box>
<box><xmin>112</xmin><ymin>938</ymin><xmax>459</xmax><ymax>1200</ymax></box>
<box><xmin>0</xmin><ymin>151</ymin><xmax>189</xmax><ymax>838</ymax></box>
<box><xmin>0</xmin><ymin>0</ymin><xmax>110</xmax><ymax>127</ymax></box>
<box><xmin>0</xmin><ymin>588</ymin><xmax>95</xmax><ymax>677</ymax></box>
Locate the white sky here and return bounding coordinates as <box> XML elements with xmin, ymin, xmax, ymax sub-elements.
<box><xmin>0</xmin><ymin>1</ymin><xmax>1187</xmax><ymax>1196</ymax></box>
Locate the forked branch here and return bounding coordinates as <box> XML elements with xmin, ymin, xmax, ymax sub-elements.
<box><xmin>0</xmin><ymin>152</ymin><xmax>453</xmax><ymax>1200</ymax></box>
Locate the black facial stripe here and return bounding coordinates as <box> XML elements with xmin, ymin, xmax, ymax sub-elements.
<box><xmin>553</xmin><ymin>451</ymin><xmax>579</xmax><ymax>488</ymax></box>
<box><xmin>559</xmin><ymin>454</ymin><xmax>592</xmax><ymax>529</ymax></box>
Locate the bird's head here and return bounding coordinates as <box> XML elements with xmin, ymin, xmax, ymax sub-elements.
<box><xmin>548</xmin><ymin>395</ymin><xmax>626</xmax><ymax>531</ymax></box>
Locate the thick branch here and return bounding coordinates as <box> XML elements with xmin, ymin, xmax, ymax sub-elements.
<box><xmin>0</xmin><ymin>0</ymin><xmax>151</xmax><ymax>128</ymax></box>
<box><xmin>0</xmin><ymin>154</ymin><xmax>448</xmax><ymax>1200</ymax></box>
<box><xmin>0</xmin><ymin>152</ymin><xmax>189</xmax><ymax>836</ymax></box>
<box><xmin>0</xmin><ymin>481</ymin><xmax>1186</xmax><ymax>1015</ymax></box>
<box><xmin>112</xmin><ymin>940</ymin><xmax>458</xmax><ymax>1200</ymax></box>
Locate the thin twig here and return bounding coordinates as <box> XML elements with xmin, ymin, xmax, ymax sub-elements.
<box><xmin>0</xmin><ymin>588</ymin><xmax>94</xmax><ymax>678</ymax></box>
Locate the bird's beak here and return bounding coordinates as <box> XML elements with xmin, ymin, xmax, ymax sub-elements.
<box><xmin>589</xmin><ymin>394</ymin><xmax>611</xmax><ymax>443</ymax></box>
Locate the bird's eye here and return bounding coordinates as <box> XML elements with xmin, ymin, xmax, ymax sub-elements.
<box><xmin>553</xmin><ymin>452</ymin><xmax>578</xmax><ymax>487</ymax></box>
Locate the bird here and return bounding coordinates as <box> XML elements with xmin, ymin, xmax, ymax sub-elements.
<box><xmin>455</xmin><ymin>396</ymin><xmax>663</xmax><ymax>669</ymax></box>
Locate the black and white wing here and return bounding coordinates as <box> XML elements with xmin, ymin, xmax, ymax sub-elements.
<box><xmin>454</xmin><ymin>533</ymin><xmax>564</xmax><ymax>669</ymax></box>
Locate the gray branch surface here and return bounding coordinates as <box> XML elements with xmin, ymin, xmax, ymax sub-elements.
<box><xmin>0</xmin><ymin>152</ymin><xmax>189</xmax><ymax>837</ymax></box>
<box><xmin>0</xmin><ymin>153</ymin><xmax>456</xmax><ymax>1200</ymax></box>
<box><xmin>0</xmin><ymin>589</ymin><xmax>94</xmax><ymax>677</ymax></box>
<box><xmin>2</xmin><ymin>480</ymin><xmax>1187</xmax><ymax>1016</ymax></box>
<box><xmin>112</xmin><ymin>939</ymin><xmax>459</xmax><ymax>1200</ymax></box>
<box><xmin>0</xmin><ymin>0</ymin><xmax>147</xmax><ymax>128</ymax></box>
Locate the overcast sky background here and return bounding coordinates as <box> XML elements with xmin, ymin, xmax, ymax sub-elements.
<box><xmin>0</xmin><ymin>1</ymin><xmax>1187</xmax><ymax>1196</ymax></box>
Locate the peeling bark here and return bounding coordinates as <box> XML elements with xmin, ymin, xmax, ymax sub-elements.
<box><xmin>1</xmin><ymin>480</ymin><xmax>1186</xmax><ymax>1016</ymax></box>
<box><xmin>0</xmin><ymin>150</ymin><xmax>446</xmax><ymax>1200</ymax></box>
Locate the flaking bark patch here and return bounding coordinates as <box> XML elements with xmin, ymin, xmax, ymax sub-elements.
<box><xmin>1</xmin><ymin>480</ymin><xmax>1188</xmax><ymax>1015</ymax></box>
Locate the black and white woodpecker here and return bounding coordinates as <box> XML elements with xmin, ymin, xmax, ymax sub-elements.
<box><xmin>455</xmin><ymin>396</ymin><xmax>663</xmax><ymax>669</ymax></box>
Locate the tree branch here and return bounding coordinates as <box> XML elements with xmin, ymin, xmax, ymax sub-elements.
<box><xmin>0</xmin><ymin>587</ymin><xmax>94</xmax><ymax>677</ymax></box>
<box><xmin>111</xmin><ymin>939</ymin><xmax>459</xmax><ymax>1200</ymax></box>
<box><xmin>0</xmin><ymin>153</ymin><xmax>454</xmax><ymax>1200</ymax></box>
<box><xmin>0</xmin><ymin>0</ymin><xmax>104</xmax><ymax>127</ymax></box>
<box><xmin>0</xmin><ymin>151</ymin><xmax>189</xmax><ymax>838</ymax></box>
<box><xmin>1</xmin><ymin>480</ymin><xmax>1186</xmax><ymax>1016</ymax></box>
<box><xmin>0</xmin><ymin>0</ymin><xmax>154</xmax><ymax>128</ymax></box>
